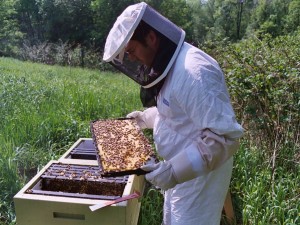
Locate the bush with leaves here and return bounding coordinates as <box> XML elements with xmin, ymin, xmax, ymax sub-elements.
<box><xmin>203</xmin><ymin>31</ymin><xmax>300</xmax><ymax>174</ymax></box>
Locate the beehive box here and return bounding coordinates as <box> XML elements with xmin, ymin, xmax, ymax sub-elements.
<box><xmin>58</xmin><ymin>138</ymin><xmax>98</xmax><ymax>165</ymax></box>
<box><xmin>14</xmin><ymin>138</ymin><xmax>145</xmax><ymax>225</ymax></box>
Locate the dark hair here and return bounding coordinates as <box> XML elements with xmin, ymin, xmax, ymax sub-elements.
<box><xmin>131</xmin><ymin>20</ymin><xmax>174</xmax><ymax>49</ymax></box>
<box><xmin>131</xmin><ymin>20</ymin><xmax>177</xmax><ymax>74</ymax></box>
<box><xmin>132</xmin><ymin>22</ymin><xmax>178</xmax><ymax>107</ymax></box>
<box><xmin>130</xmin><ymin>20</ymin><xmax>153</xmax><ymax>46</ymax></box>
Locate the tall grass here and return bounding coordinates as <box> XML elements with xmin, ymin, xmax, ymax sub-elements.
<box><xmin>1</xmin><ymin>55</ymin><xmax>299</xmax><ymax>225</ymax></box>
<box><xmin>232</xmin><ymin>143</ymin><xmax>300</xmax><ymax>225</ymax></box>
<box><xmin>0</xmin><ymin>57</ymin><xmax>143</xmax><ymax>224</ymax></box>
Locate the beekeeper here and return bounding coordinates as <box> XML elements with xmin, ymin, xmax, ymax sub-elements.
<box><xmin>103</xmin><ymin>2</ymin><xmax>244</xmax><ymax>225</ymax></box>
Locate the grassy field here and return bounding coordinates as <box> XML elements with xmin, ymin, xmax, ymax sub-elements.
<box><xmin>0</xmin><ymin>57</ymin><xmax>299</xmax><ymax>225</ymax></box>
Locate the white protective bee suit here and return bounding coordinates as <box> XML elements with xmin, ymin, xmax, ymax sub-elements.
<box><xmin>103</xmin><ymin>2</ymin><xmax>244</xmax><ymax>225</ymax></box>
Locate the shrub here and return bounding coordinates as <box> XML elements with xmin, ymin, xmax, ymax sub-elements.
<box><xmin>209</xmin><ymin>32</ymin><xmax>300</xmax><ymax>155</ymax></box>
<box><xmin>18</xmin><ymin>40</ymin><xmax>113</xmax><ymax>71</ymax></box>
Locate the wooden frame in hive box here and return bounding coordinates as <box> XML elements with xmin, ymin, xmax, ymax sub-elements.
<box><xmin>58</xmin><ymin>138</ymin><xmax>98</xmax><ymax>165</ymax></box>
<box><xmin>14</xmin><ymin>158</ymin><xmax>145</xmax><ymax>225</ymax></box>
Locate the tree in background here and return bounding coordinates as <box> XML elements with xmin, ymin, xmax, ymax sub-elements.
<box><xmin>0</xmin><ymin>0</ymin><xmax>23</xmax><ymax>56</ymax></box>
<box><xmin>91</xmin><ymin>0</ymin><xmax>138</xmax><ymax>48</ymax></box>
<box><xmin>16</xmin><ymin>0</ymin><xmax>45</xmax><ymax>44</ymax></box>
<box><xmin>91</xmin><ymin>0</ymin><xmax>193</xmax><ymax>47</ymax></box>
<box><xmin>2</xmin><ymin>0</ymin><xmax>300</xmax><ymax>66</ymax></box>
<box><xmin>40</xmin><ymin>0</ymin><xmax>94</xmax><ymax>45</ymax></box>
<box><xmin>17</xmin><ymin>0</ymin><xmax>94</xmax><ymax>45</ymax></box>
<box><xmin>190</xmin><ymin>0</ymin><xmax>212</xmax><ymax>43</ymax></box>
<box><xmin>285</xmin><ymin>0</ymin><xmax>300</xmax><ymax>32</ymax></box>
<box><xmin>190</xmin><ymin>0</ymin><xmax>253</xmax><ymax>42</ymax></box>
<box><xmin>151</xmin><ymin>0</ymin><xmax>194</xmax><ymax>42</ymax></box>
<box><xmin>247</xmin><ymin>0</ymin><xmax>291</xmax><ymax>37</ymax></box>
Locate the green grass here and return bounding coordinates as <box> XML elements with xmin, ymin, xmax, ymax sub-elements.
<box><xmin>0</xmin><ymin>57</ymin><xmax>144</xmax><ymax>224</ymax></box>
<box><xmin>231</xmin><ymin>143</ymin><xmax>300</xmax><ymax>225</ymax></box>
<box><xmin>0</xmin><ymin>57</ymin><xmax>299</xmax><ymax>225</ymax></box>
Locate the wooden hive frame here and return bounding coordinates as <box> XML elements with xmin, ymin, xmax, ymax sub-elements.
<box><xmin>14</xmin><ymin>137</ymin><xmax>146</xmax><ymax>225</ymax></box>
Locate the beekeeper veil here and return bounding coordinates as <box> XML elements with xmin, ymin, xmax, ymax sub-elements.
<box><xmin>103</xmin><ymin>2</ymin><xmax>185</xmax><ymax>106</ymax></box>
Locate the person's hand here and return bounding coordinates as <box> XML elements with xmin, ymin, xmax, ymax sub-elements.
<box><xmin>142</xmin><ymin>161</ymin><xmax>178</xmax><ymax>190</ymax></box>
<box><xmin>126</xmin><ymin>111</ymin><xmax>148</xmax><ymax>129</ymax></box>
<box><xmin>126</xmin><ymin>107</ymin><xmax>157</xmax><ymax>129</ymax></box>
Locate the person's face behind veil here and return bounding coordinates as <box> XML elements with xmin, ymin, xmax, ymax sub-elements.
<box><xmin>125</xmin><ymin>30</ymin><xmax>159</xmax><ymax>68</ymax></box>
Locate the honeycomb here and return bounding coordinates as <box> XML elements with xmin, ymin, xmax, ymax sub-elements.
<box><xmin>91</xmin><ymin>119</ymin><xmax>154</xmax><ymax>175</ymax></box>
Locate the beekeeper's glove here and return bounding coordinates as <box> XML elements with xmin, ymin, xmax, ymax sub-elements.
<box><xmin>142</xmin><ymin>130</ymin><xmax>241</xmax><ymax>190</ymax></box>
<box><xmin>142</xmin><ymin>161</ymin><xmax>178</xmax><ymax>190</ymax></box>
<box><xmin>126</xmin><ymin>107</ymin><xmax>158</xmax><ymax>129</ymax></box>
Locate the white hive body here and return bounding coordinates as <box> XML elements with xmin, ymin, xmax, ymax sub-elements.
<box><xmin>14</xmin><ymin>138</ymin><xmax>145</xmax><ymax>225</ymax></box>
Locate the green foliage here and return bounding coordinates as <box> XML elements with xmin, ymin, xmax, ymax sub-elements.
<box><xmin>138</xmin><ymin>187</ymin><xmax>163</xmax><ymax>225</ymax></box>
<box><xmin>216</xmin><ymin>32</ymin><xmax>300</xmax><ymax>154</ymax></box>
<box><xmin>0</xmin><ymin>0</ymin><xmax>23</xmax><ymax>56</ymax></box>
<box><xmin>150</xmin><ymin>0</ymin><xmax>194</xmax><ymax>41</ymax></box>
<box><xmin>248</xmin><ymin>0</ymin><xmax>292</xmax><ymax>38</ymax></box>
<box><xmin>91</xmin><ymin>0</ymin><xmax>138</xmax><ymax>47</ymax></box>
<box><xmin>16</xmin><ymin>0</ymin><xmax>44</xmax><ymax>42</ymax></box>
<box><xmin>285</xmin><ymin>0</ymin><xmax>300</xmax><ymax>32</ymax></box>
<box><xmin>0</xmin><ymin>57</ymin><xmax>141</xmax><ymax>147</ymax></box>
<box><xmin>16</xmin><ymin>0</ymin><xmax>94</xmax><ymax>44</ymax></box>
<box><xmin>0</xmin><ymin>57</ymin><xmax>142</xmax><ymax>223</ymax></box>
<box><xmin>1</xmin><ymin>0</ymin><xmax>300</xmax><ymax>61</ymax></box>
<box><xmin>232</xmin><ymin>144</ymin><xmax>300</xmax><ymax>224</ymax></box>
<box><xmin>213</xmin><ymin>0</ymin><xmax>239</xmax><ymax>40</ymax></box>
<box><xmin>2</xmin><ymin>0</ymin><xmax>300</xmax><ymax>64</ymax></box>
<box><xmin>192</xmin><ymin>0</ymin><xmax>254</xmax><ymax>42</ymax></box>
<box><xmin>0</xmin><ymin>139</ymin><xmax>23</xmax><ymax>224</ymax></box>
<box><xmin>199</xmin><ymin>31</ymin><xmax>300</xmax><ymax>224</ymax></box>
<box><xmin>1</xmin><ymin>30</ymin><xmax>300</xmax><ymax>225</ymax></box>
